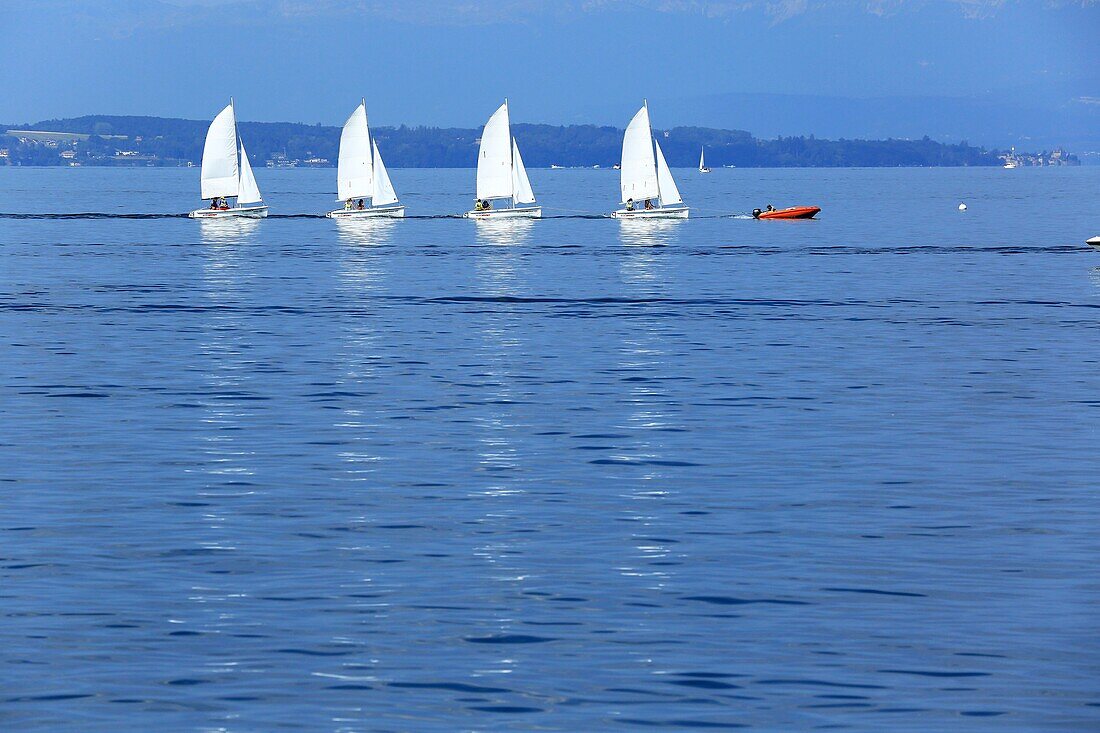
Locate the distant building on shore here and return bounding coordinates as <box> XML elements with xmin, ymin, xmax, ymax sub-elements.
<box><xmin>999</xmin><ymin>147</ymin><xmax>1080</xmax><ymax>167</ymax></box>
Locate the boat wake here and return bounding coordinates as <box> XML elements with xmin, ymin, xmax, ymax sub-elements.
<box><xmin>0</xmin><ymin>212</ymin><xmax>190</xmax><ymax>219</ymax></box>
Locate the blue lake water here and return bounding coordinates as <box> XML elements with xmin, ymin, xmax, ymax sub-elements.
<box><xmin>1</xmin><ymin>166</ymin><xmax>1098</xmax><ymax>731</ymax></box>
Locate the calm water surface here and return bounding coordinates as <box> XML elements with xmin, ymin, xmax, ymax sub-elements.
<box><xmin>1</xmin><ymin>167</ymin><xmax>1098</xmax><ymax>731</ymax></box>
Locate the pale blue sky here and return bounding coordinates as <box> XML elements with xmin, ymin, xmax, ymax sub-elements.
<box><xmin>2</xmin><ymin>0</ymin><xmax>1097</xmax><ymax>144</ymax></box>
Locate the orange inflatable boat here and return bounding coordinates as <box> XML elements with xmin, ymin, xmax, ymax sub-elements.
<box><xmin>753</xmin><ymin>206</ymin><xmax>821</xmax><ymax>220</ymax></box>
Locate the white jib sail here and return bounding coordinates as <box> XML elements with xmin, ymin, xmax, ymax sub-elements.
<box><xmin>371</xmin><ymin>141</ymin><xmax>398</xmax><ymax>206</ymax></box>
<box><xmin>511</xmin><ymin>139</ymin><xmax>535</xmax><ymax>205</ymax></box>
<box><xmin>620</xmin><ymin>104</ymin><xmax>659</xmax><ymax>203</ymax></box>
<box><xmin>337</xmin><ymin>102</ymin><xmax>373</xmax><ymax>202</ymax></box>
<box><xmin>476</xmin><ymin>101</ymin><xmax>513</xmax><ymax>201</ymax></box>
<box><xmin>237</xmin><ymin>141</ymin><xmax>262</xmax><ymax>205</ymax></box>
<box><xmin>654</xmin><ymin>140</ymin><xmax>682</xmax><ymax>206</ymax></box>
<box><xmin>200</xmin><ymin>104</ymin><xmax>239</xmax><ymax>200</ymax></box>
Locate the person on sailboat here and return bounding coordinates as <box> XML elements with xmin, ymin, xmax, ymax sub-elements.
<box><xmin>357</xmin><ymin>199</ymin><xmax>365</xmax><ymax>210</ymax></box>
<box><xmin>625</xmin><ymin>198</ymin><xmax>635</xmax><ymax>212</ymax></box>
<box><xmin>644</xmin><ymin>199</ymin><xmax>654</xmax><ymax>210</ymax></box>
<box><xmin>345</xmin><ymin>199</ymin><xmax>353</xmax><ymax>211</ymax></box>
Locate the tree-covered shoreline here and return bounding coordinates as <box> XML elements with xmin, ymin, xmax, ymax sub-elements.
<box><xmin>1</xmin><ymin>114</ymin><xmax>1012</xmax><ymax>168</ymax></box>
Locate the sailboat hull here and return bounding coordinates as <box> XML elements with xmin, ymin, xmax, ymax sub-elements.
<box><xmin>189</xmin><ymin>205</ymin><xmax>269</xmax><ymax>219</ymax></box>
<box><xmin>327</xmin><ymin>205</ymin><xmax>406</xmax><ymax>219</ymax></box>
<box><xmin>465</xmin><ymin>206</ymin><xmax>542</xmax><ymax>220</ymax></box>
<box><xmin>1087</xmin><ymin>236</ymin><xmax>1100</xmax><ymax>248</ymax></box>
<box><xmin>611</xmin><ymin>206</ymin><xmax>689</xmax><ymax>219</ymax></box>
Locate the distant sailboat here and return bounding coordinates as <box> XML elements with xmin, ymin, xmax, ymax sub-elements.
<box><xmin>466</xmin><ymin>100</ymin><xmax>541</xmax><ymax>219</ymax></box>
<box><xmin>699</xmin><ymin>146</ymin><xmax>711</xmax><ymax>173</ymax></box>
<box><xmin>189</xmin><ymin>100</ymin><xmax>268</xmax><ymax>219</ymax></box>
<box><xmin>327</xmin><ymin>100</ymin><xmax>405</xmax><ymax>218</ymax></box>
<box><xmin>611</xmin><ymin>101</ymin><xmax>688</xmax><ymax>219</ymax></box>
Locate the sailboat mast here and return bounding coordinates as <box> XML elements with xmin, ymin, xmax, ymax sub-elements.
<box><xmin>645</xmin><ymin>99</ymin><xmax>664</xmax><ymax>204</ymax></box>
<box><xmin>231</xmin><ymin>97</ymin><xmax>240</xmax><ymax>203</ymax></box>
<box><xmin>505</xmin><ymin>98</ymin><xmax>516</xmax><ymax>208</ymax></box>
<box><xmin>367</xmin><ymin>96</ymin><xmax>376</xmax><ymax>203</ymax></box>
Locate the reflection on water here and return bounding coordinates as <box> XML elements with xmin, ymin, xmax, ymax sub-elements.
<box><xmin>332</xmin><ymin>234</ymin><xmax>386</xmax><ymax>487</ymax></box>
<box><xmin>470</xmin><ymin>231</ymin><xmax>528</xmax><ymax>682</ymax></box>
<box><xmin>1089</xmin><ymin>266</ymin><xmax>1100</xmax><ymax>290</ymax></box>
<box><xmin>619</xmin><ymin>237</ymin><xmax>667</xmax><ymax>288</ymax></box>
<box><xmin>188</xmin><ymin>235</ymin><xmax>258</xmax><ymax>680</ymax></box>
<box><xmin>197</xmin><ymin>216</ymin><xmax>261</xmax><ymax>244</ymax></box>
<box><xmin>334</xmin><ymin>217</ymin><xmax>398</xmax><ymax>247</ymax></box>
<box><xmin>617</xmin><ymin>218</ymin><xmax>682</xmax><ymax>248</ymax></box>
<box><xmin>474</xmin><ymin>218</ymin><xmax>535</xmax><ymax>247</ymax></box>
<box><xmin>617</xmin><ymin>246</ymin><xmax>680</xmax><ymax>594</ymax></box>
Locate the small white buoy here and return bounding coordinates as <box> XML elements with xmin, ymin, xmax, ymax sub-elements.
<box><xmin>958</xmin><ymin>203</ymin><xmax>967</xmax><ymax>211</ymax></box>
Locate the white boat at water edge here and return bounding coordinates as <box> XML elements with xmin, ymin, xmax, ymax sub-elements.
<box><xmin>611</xmin><ymin>101</ymin><xmax>688</xmax><ymax>219</ymax></box>
<box><xmin>699</xmin><ymin>146</ymin><xmax>711</xmax><ymax>173</ymax></box>
<box><xmin>327</xmin><ymin>100</ymin><xmax>405</xmax><ymax>219</ymax></box>
<box><xmin>466</xmin><ymin>100</ymin><xmax>542</xmax><ymax>220</ymax></box>
<box><xmin>189</xmin><ymin>100</ymin><xmax>268</xmax><ymax>219</ymax></box>
<box><xmin>1087</xmin><ymin>236</ymin><xmax>1100</xmax><ymax>248</ymax></box>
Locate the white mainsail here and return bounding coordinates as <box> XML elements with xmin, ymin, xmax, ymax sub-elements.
<box><xmin>699</xmin><ymin>147</ymin><xmax>706</xmax><ymax>171</ymax></box>
<box><xmin>511</xmin><ymin>138</ymin><xmax>535</xmax><ymax>205</ymax></box>
<box><xmin>337</xmin><ymin>102</ymin><xmax>373</xmax><ymax>202</ymax></box>
<box><xmin>371</xmin><ymin>142</ymin><xmax>399</xmax><ymax>206</ymax></box>
<box><xmin>237</xmin><ymin>141</ymin><xmax>262</xmax><ymax>205</ymax></box>
<box><xmin>654</xmin><ymin>140</ymin><xmax>682</xmax><ymax>206</ymax></box>
<box><xmin>200</xmin><ymin>103</ymin><xmax>239</xmax><ymax>200</ymax></box>
<box><xmin>620</xmin><ymin>103</ymin><xmax>659</xmax><ymax>203</ymax></box>
<box><xmin>476</xmin><ymin>101</ymin><xmax>513</xmax><ymax>201</ymax></box>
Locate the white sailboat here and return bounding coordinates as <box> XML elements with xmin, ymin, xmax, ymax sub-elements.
<box><xmin>611</xmin><ymin>101</ymin><xmax>688</xmax><ymax>219</ymax></box>
<box><xmin>699</xmin><ymin>146</ymin><xmax>711</xmax><ymax>173</ymax></box>
<box><xmin>465</xmin><ymin>100</ymin><xmax>541</xmax><ymax>219</ymax></box>
<box><xmin>327</xmin><ymin>100</ymin><xmax>405</xmax><ymax>218</ymax></box>
<box><xmin>189</xmin><ymin>100</ymin><xmax>268</xmax><ymax>219</ymax></box>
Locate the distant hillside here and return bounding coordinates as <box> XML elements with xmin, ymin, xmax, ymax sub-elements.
<box><xmin>0</xmin><ymin>114</ymin><xmax>1012</xmax><ymax>169</ymax></box>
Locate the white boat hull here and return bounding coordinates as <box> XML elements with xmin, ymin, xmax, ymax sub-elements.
<box><xmin>327</xmin><ymin>205</ymin><xmax>405</xmax><ymax>219</ymax></box>
<box><xmin>612</xmin><ymin>206</ymin><xmax>689</xmax><ymax>219</ymax></box>
<box><xmin>1087</xmin><ymin>236</ymin><xmax>1100</xmax><ymax>248</ymax></box>
<box><xmin>465</xmin><ymin>206</ymin><xmax>542</xmax><ymax>220</ymax></box>
<box><xmin>189</xmin><ymin>205</ymin><xmax>268</xmax><ymax>219</ymax></box>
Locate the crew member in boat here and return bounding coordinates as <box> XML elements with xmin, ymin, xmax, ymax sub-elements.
<box><xmin>357</xmin><ymin>199</ymin><xmax>365</xmax><ymax>210</ymax></box>
<box><xmin>625</xmin><ymin>198</ymin><xmax>635</xmax><ymax>212</ymax></box>
<box><xmin>644</xmin><ymin>199</ymin><xmax>654</xmax><ymax>210</ymax></box>
<box><xmin>345</xmin><ymin>199</ymin><xmax>353</xmax><ymax>211</ymax></box>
